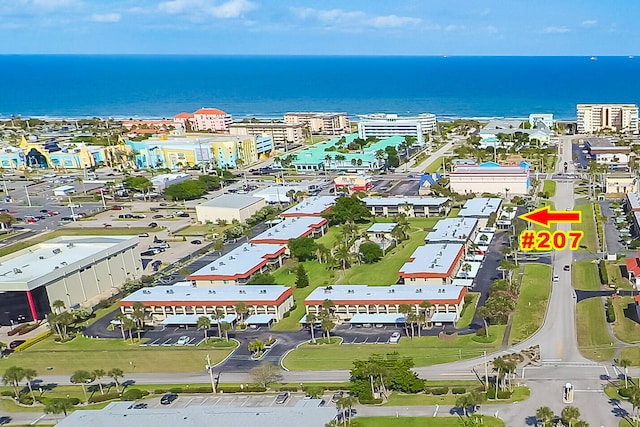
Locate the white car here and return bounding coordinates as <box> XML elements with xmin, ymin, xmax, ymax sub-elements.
<box><xmin>175</xmin><ymin>336</ymin><xmax>190</xmax><ymax>346</ymax></box>
<box><xmin>389</xmin><ymin>332</ymin><xmax>401</xmax><ymax>343</ymax></box>
<box><xmin>552</xmin><ymin>275</ymin><xmax>559</xmax><ymax>282</ymax></box>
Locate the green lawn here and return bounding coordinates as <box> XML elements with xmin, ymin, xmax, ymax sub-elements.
<box><xmin>532</xmin><ymin>201</ymin><xmax>557</xmax><ymax>233</ymax></box>
<box><xmin>355</xmin><ymin>416</ymin><xmax>505</xmax><ymax>427</ymax></box>
<box><xmin>509</xmin><ymin>264</ymin><xmax>551</xmax><ymax>345</ymax></box>
<box><xmin>385</xmin><ymin>386</ymin><xmax>530</xmax><ymax>406</ymax></box>
<box><xmin>447</xmin><ymin>208</ymin><xmax>460</xmax><ymax>218</ymax></box>
<box><xmin>424</xmin><ymin>157</ymin><xmax>443</xmax><ymax>174</ymax></box>
<box><xmin>619</xmin><ymin>347</ymin><xmax>640</xmax><ymax>366</ymax></box>
<box><xmin>543</xmin><ymin>180</ymin><xmax>556</xmax><ymax>197</ymax></box>
<box><xmin>572</xmin><ymin>259</ymin><xmax>601</xmax><ymax>291</ymax></box>
<box><xmin>173</xmin><ymin>224</ymin><xmax>211</xmax><ymax>236</ymax></box>
<box><xmin>0</xmin><ymin>335</ymin><xmax>235</xmax><ymax>374</ymax></box>
<box><xmin>576</xmin><ymin>298</ymin><xmax>616</xmax><ymax>362</ymax></box>
<box><xmin>572</xmin><ymin>203</ymin><xmax>597</xmax><ymax>253</ymax></box>
<box><xmin>282</xmin><ymin>326</ymin><xmax>506</xmax><ymax>370</ymax></box>
<box><xmin>456</xmin><ymin>293</ymin><xmax>479</xmax><ymax>329</ymax></box>
<box><xmin>612</xmin><ymin>297</ymin><xmax>640</xmax><ymax>344</ymax></box>
<box><xmin>606</xmin><ymin>262</ymin><xmax>634</xmax><ymax>290</ymax></box>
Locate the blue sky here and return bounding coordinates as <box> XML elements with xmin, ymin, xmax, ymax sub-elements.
<box><xmin>1</xmin><ymin>0</ymin><xmax>638</xmax><ymax>55</ymax></box>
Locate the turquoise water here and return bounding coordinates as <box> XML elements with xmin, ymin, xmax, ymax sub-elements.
<box><xmin>0</xmin><ymin>55</ymin><xmax>638</xmax><ymax>120</ymax></box>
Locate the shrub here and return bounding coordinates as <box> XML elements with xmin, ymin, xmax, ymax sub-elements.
<box><xmin>17</xmin><ymin>323</ymin><xmax>40</xmax><ymax>335</ymax></box>
<box><xmin>15</xmin><ymin>330</ymin><xmax>53</xmax><ymax>352</ymax></box>
<box><xmin>599</xmin><ymin>260</ymin><xmax>608</xmax><ymax>285</ymax></box>
<box><xmin>475</xmin><ymin>328</ymin><xmax>487</xmax><ymax>337</ymax></box>
<box><xmin>606</xmin><ymin>298</ymin><xmax>616</xmax><ymax>323</ymax></box>
<box><xmin>217</xmin><ymin>384</ymin><xmax>266</xmax><ymax>393</ymax></box>
<box><xmin>324</xmin><ymin>385</ymin><xmax>347</xmax><ymax>391</ymax></box>
<box><xmin>168</xmin><ymin>387</ymin><xmax>183</xmax><ymax>393</ymax></box>
<box><xmin>18</xmin><ymin>395</ymin><xmax>33</xmax><ymax>405</ymax></box>
<box><xmin>486</xmin><ymin>389</ymin><xmax>496</xmax><ymax>399</ymax></box>
<box><xmin>121</xmin><ymin>388</ymin><xmax>149</xmax><ymax>401</ymax></box>
<box><xmin>88</xmin><ymin>392</ymin><xmax>119</xmax><ymax>403</ymax></box>
<box><xmin>496</xmin><ymin>391</ymin><xmax>512</xmax><ymax>399</ymax></box>
<box><xmin>464</xmin><ymin>294</ymin><xmax>474</xmax><ymax>304</ymax></box>
<box><xmin>619</xmin><ymin>388</ymin><xmax>633</xmax><ymax>398</ymax></box>
<box><xmin>283</xmin><ymin>311</ymin><xmax>291</xmax><ymax>318</ymax></box>
<box><xmin>1</xmin><ymin>391</ymin><xmax>15</xmax><ymax>397</ymax></box>
<box><xmin>358</xmin><ymin>397</ymin><xmax>383</xmax><ymax>404</ymax></box>
<box><xmin>68</xmin><ymin>397</ymin><xmax>81</xmax><ymax>405</ymax></box>
<box><xmin>423</xmin><ymin>387</ymin><xmax>432</xmax><ymax>395</ymax></box>
<box><xmin>431</xmin><ymin>387</ymin><xmax>449</xmax><ymax>395</ymax></box>
<box><xmin>451</xmin><ymin>387</ymin><xmax>467</xmax><ymax>394</ymax></box>
<box><xmin>279</xmin><ymin>386</ymin><xmax>300</xmax><ymax>392</ymax></box>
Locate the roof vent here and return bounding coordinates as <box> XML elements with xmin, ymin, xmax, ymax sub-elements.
<box><xmin>67</xmin><ymin>243</ymin><xmax>74</xmax><ymax>248</ymax></box>
<box><xmin>61</xmin><ymin>262</ymin><xmax>67</xmax><ymax>266</ymax></box>
<box><xmin>166</xmin><ymin>289</ymin><xmax>174</xmax><ymax>294</ymax></box>
<box><xmin>210</xmin><ymin>266</ymin><xmax>216</xmax><ymax>271</ymax></box>
<box><xmin>229</xmin><ymin>256</ymin><xmax>235</xmax><ymax>260</ymax></box>
<box><xmin>219</xmin><ymin>261</ymin><xmax>225</xmax><ymax>266</ymax></box>
<box><xmin>52</xmin><ymin>248</ymin><xmax>62</xmax><ymax>255</ymax></box>
<box><xmin>244</xmin><ymin>247</ymin><xmax>249</xmax><ymax>251</ymax></box>
<box><xmin>39</xmin><ymin>256</ymin><xmax>45</xmax><ymax>260</ymax></box>
<box><xmin>13</xmin><ymin>268</ymin><xmax>22</xmax><ymax>274</ymax></box>
<box><xmin>208</xmin><ymin>289</ymin><xmax>215</xmax><ymax>294</ymax></box>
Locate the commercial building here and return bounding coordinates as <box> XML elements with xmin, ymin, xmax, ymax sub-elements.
<box><xmin>425</xmin><ymin>218</ymin><xmax>478</xmax><ymax>245</ymax></box>
<box><xmin>173</xmin><ymin>108</ymin><xmax>233</xmax><ymax>132</ymax></box>
<box><xmin>122</xmin><ymin>119</ymin><xmax>174</xmax><ymax>130</ymax></box>
<box><xmin>229</xmin><ymin>122</ymin><xmax>305</xmax><ymax>148</ymax></box>
<box><xmin>196</xmin><ymin>194</ymin><xmax>267</xmax><ymax>223</ymax></box>
<box><xmin>188</xmin><ymin>243</ymin><xmax>286</xmax><ymax>286</ymax></box>
<box><xmin>577</xmin><ymin>104</ymin><xmax>639</xmax><ymax>133</ymax></box>
<box><xmin>399</xmin><ymin>243</ymin><xmax>465</xmax><ymax>285</ymax></box>
<box><xmin>583</xmin><ymin>137</ymin><xmax>632</xmax><ymax>168</ymax></box>
<box><xmin>334</xmin><ymin>174</ymin><xmax>373</xmax><ymax>193</ymax></box>
<box><xmin>458</xmin><ymin>198</ymin><xmax>503</xmax><ymax>221</ymax></box>
<box><xmin>304</xmin><ymin>284</ymin><xmax>467</xmax><ymax>324</ymax></box>
<box><xmin>284</xmin><ymin>112</ymin><xmax>350</xmax><ymax>134</ymax></box>
<box><xmin>126</xmin><ymin>133</ymin><xmax>271</xmax><ymax>170</ymax></box>
<box><xmin>280</xmin><ymin>196</ymin><xmax>336</xmax><ymax>217</ymax></box>
<box><xmin>604</xmin><ymin>173</ymin><xmax>638</xmax><ymax>194</ymax></box>
<box><xmin>0</xmin><ymin>236</ymin><xmax>140</xmax><ymax>326</ymax></box>
<box><xmin>529</xmin><ymin>113</ymin><xmax>554</xmax><ymax>129</ymax></box>
<box><xmin>120</xmin><ymin>284</ymin><xmax>294</xmax><ymax>323</ymax></box>
<box><xmin>625</xmin><ymin>193</ymin><xmax>640</xmax><ymax>212</ymax></box>
<box><xmin>362</xmin><ymin>196</ymin><xmax>450</xmax><ymax>217</ymax></box>
<box><xmin>449</xmin><ymin>161</ymin><xmax>530</xmax><ymax>196</ymax></box>
<box><xmin>150</xmin><ymin>173</ymin><xmax>191</xmax><ymax>192</ymax></box>
<box><xmin>250</xmin><ymin>217</ymin><xmax>328</xmax><ymax>245</ymax></box>
<box><xmin>56</xmin><ymin>402</ymin><xmax>336</xmax><ymax>427</ymax></box>
<box><xmin>357</xmin><ymin>113</ymin><xmax>437</xmax><ymax>145</ymax></box>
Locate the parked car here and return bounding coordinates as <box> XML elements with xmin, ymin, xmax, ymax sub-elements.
<box><xmin>138</xmin><ymin>233</ymin><xmax>149</xmax><ymax>238</ymax></box>
<box><xmin>190</xmin><ymin>239</ymin><xmax>202</xmax><ymax>245</ymax></box>
<box><xmin>140</xmin><ymin>250</ymin><xmax>156</xmax><ymax>257</ymax></box>
<box><xmin>111</xmin><ymin>205</ymin><xmax>123</xmax><ymax>210</ymax></box>
<box><xmin>389</xmin><ymin>332</ymin><xmax>401</xmax><ymax>343</ymax></box>
<box><xmin>152</xmin><ymin>215</ymin><xmax>164</xmax><ymax>219</ymax></box>
<box><xmin>160</xmin><ymin>393</ymin><xmax>177</xmax><ymax>405</ymax></box>
<box><xmin>148</xmin><ymin>222</ymin><xmax>158</xmax><ymax>228</ymax></box>
<box><xmin>39</xmin><ymin>209</ymin><xmax>49</xmax><ymax>213</ymax></box>
<box><xmin>331</xmin><ymin>391</ymin><xmax>343</xmax><ymax>403</ymax></box>
<box><xmin>552</xmin><ymin>275</ymin><xmax>559</xmax><ymax>282</ymax></box>
<box><xmin>9</xmin><ymin>340</ymin><xmax>25</xmax><ymax>349</ymax></box>
<box><xmin>275</xmin><ymin>391</ymin><xmax>290</xmax><ymax>404</ymax></box>
<box><xmin>175</xmin><ymin>336</ymin><xmax>190</xmax><ymax>346</ymax></box>
<box><xmin>131</xmin><ymin>403</ymin><xmax>147</xmax><ymax>409</ymax></box>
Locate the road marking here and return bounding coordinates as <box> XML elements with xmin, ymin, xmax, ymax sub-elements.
<box><xmin>30</xmin><ymin>414</ymin><xmax>46</xmax><ymax>425</ymax></box>
<box><xmin>433</xmin><ymin>405</ymin><xmax>439</xmax><ymax>416</ymax></box>
<box><xmin>200</xmin><ymin>397</ymin><xmax>209</xmax><ymax>405</ymax></box>
<box><xmin>185</xmin><ymin>397</ymin><xmax>195</xmax><ymax>407</ymax></box>
<box><xmin>604</xmin><ymin>366</ymin><xmax>610</xmax><ymax>377</ymax></box>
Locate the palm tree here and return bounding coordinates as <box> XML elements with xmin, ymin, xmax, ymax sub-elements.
<box><xmin>113</xmin><ymin>312</ymin><xmax>128</xmax><ymax>341</ymax></box>
<box><xmin>22</xmin><ymin>368</ymin><xmax>37</xmax><ymax>403</ymax></box>
<box><xmin>561</xmin><ymin>406</ymin><xmax>581</xmax><ymax>427</ymax></box>
<box><xmin>321</xmin><ymin>299</ymin><xmax>335</xmax><ymax>318</ymax></box>
<box><xmin>132</xmin><ymin>301</ymin><xmax>146</xmax><ymax>328</ymax></box>
<box><xmin>619</xmin><ymin>358</ymin><xmax>632</xmax><ymax>389</ymax></box>
<box><xmin>2</xmin><ymin>366</ymin><xmax>24</xmax><ymax>399</ymax></box>
<box><xmin>398</xmin><ymin>304</ymin><xmax>412</xmax><ymax>336</ymax></box>
<box><xmin>93</xmin><ymin>369</ymin><xmax>106</xmax><ymax>395</ymax></box>
<box><xmin>306</xmin><ymin>312</ymin><xmax>318</xmax><ymax>343</ymax></box>
<box><xmin>197</xmin><ymin>316</ymin><xmax>211</xmax><ymax>340</ymax></box>
<box><xmin>476</xmin><ymin>306</ymin><xmax>491</xmax><ymax>336</ymax></box>
<box><xmin>220</xmin><ymin>321</ymin><xmax>232</xmax><ymax>341</ymax></box>
<box><xmin>492</xmin><ymin>358</ymin><xmax>506</xmax><ymax>394</ymax></box>
<box><xmin>455</xmin><ymin>393</ymin><xmax>474</xmax><ymax>417</ymax></box>
<box><xmin>52</xmin><ymin>299</ymin><xmax>66</xmax><ymax>315</ymax></box>
<box><xmin>461</xmin><ymin>263</ymin><xmax>472</xmax><ymax>278</ymax></box>
<box><xmin>70</xmin><ymin>370</ymin><xmax>94</xmax><ymax>402</ymax></box>
<box><xmin>122</xmin><ymin>317</ymin><xmax>136</xmax><ymax>343</ymax></box>
<box><xmin>214</xmin><ymin>308</ymin><xmax>225</xmax><ymax>339</ymax></box>
<box><xmin>44</xmin><ymin>398</ymin><xmax>73</xmax><ymax>419</ymax></box>
<box><xmin>108</xmin><ymin>368</ymin><xmax>124</xmax><ymax>393</ymax></box>
<box><xmin>628</xmin><ymin>387</ymin><xmax>640</xmax><ymax>427</ymax></box>
<box><xmin>535</xmin><ymin>407</ymin><xmax>555</xmax><ymax>427</ymax></box>
<box><xmin>234</xmin><ymin>301</ymin><xmax>248</xmax><ymax>325</ymax></box>
<box><xmin>332</xmin><ymin>244</ymin><xmax>352</xmax><ymax>270</ymax></box>
<box><xmin>248</xmin><ymin>339</ymin><xmax>265</xmax><ymax>356</ymax></box>
<box><xmin>320</xmin><ymin>313</ymin><xmax>335</xmax><ymax>340</ymax></box>
<box><xmin>336</xmin><ymin>396</ymin><xmax>357</xmax><ymax>426</ymax></box>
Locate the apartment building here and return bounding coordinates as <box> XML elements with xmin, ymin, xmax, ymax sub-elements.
<box><xmin>398</xmin><ymin>243</ymin><xmax>465</xmax><ymax>285</ymax></box>
<box><xmin>173</xmin><ymin>108</ymin><xmax>233</xmax><ymax>132</ymax></box>
<box><xmin>357</xmin><ymin>113</ymin><xmax>437</xmax><ymax>145</ymax></box>
<box><xmin>284</xmin><ymin>112</ymin><xmax>350</xmax><ymax>134</ymax></box>
<box><xmin>577</xmin><ymin>104</ymin><xmax>639</xmax><ymax>133</ymax></box>
<box><xmin>362</xmin><ymin>196</ymin><xmax>450</xmax><ymax>217</ymax></box>
<box><xmin>229</xmin><ymin>122</ymin><xmax>305</xmax><ymax>148</ymax></box>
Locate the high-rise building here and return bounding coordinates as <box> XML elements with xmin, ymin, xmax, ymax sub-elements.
<box><xmin>173</xmin><ymin>108</ymin><xmax>233</xmax><ymax>132</ymax></box>
<box><xmin>229</xmin><ymin>122</ymin><xmax>305</xmax><ymax>149</ymax></box>
<box><xmin>284</xmin><ymin>112</ymin><xmax>350</xmax><ymax>135</ymax></box>
<box><xmin>357</xmin><ymin>113</ymin><xmax>436</xmax><ymax>145</ymax></box>
<box><xmin>576</xmin><ymin>104</ymin><xmax>639</xmax><ymax>133</ymax></box>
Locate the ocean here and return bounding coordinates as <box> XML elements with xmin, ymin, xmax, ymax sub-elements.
<box><xmin>1</xmin><ymin>55</ymin><xmax>639</xmax><ymax>121</ymax></box>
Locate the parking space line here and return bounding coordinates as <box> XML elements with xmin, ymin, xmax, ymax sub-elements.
<box><xmin>200</xmin><ymin>397</ymin><xmax>209</xmax><ymax>405</ymax></box>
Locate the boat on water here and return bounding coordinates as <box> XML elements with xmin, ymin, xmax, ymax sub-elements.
<box><xmin>590</xmin><ymin>56</ymin><xmax>597</xmax><ymax>61</ymax></box>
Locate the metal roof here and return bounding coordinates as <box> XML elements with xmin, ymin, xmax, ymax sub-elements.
<box><xmin>431</xmin><ymin>312</ymin><xmax>458</xmax><ymax>323</ymax></box>
<box><xmin>399</xmin><ymin>243</ymin><xmax>464</xmax><ymax>276</ymax></box>
<box><xmin>367</xmin><ymin>223</ymin><xmax>397</xmax><ymax>233</ymax></box>
<box><xmin>280</xmin><ymin>196</ymin><xmax>336</xmax><ymax>216</ymax></box>
<box><xmin>426</xmin><ymin>218</ymin><xmax>477</xmax><ymax>243</ymax></box>
<box><xmin>245</xmin><ymin>314</ymin><xmax>274</xmax><ymax>324</ymax></box>
<box><xmin>250</xmin><ymin>217</ymin><xmax>326</xmax><ymax>243</ymax></box>
<box><xmin>190</xmin><ymin>243</ymin><xmax>285</xmax><ymax>279</ymax></box>
<box><xmin>121</xmin><ymin>285</ymin><xmax>291</xmax><ymax>304</ymax></box>
<box><xmin>458</xmin><ymin>198</ymin><xmax>502</xmax><ymax>218</ymax></box>
<box><xmin>305</xmin><ymin>284</ymin><xmax>466</xmax><ymax>304</ymax></box>
<box><xmin>198</xmin><ymin>194</ymin><xmax>265</xmax><ymax>210</ymax></box>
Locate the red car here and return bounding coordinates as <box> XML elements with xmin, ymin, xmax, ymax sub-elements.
<box><xmin>26</xmin><ymin>217</ymin><xmax>38</xmax><ymax>223</ymax></box>
<box><xmin>111</xmin><ymin>205</ymin><xmax>123</xmax><ymax>210</ymax></box>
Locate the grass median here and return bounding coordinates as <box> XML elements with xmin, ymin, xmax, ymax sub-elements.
<box><xmin>576</xmin><ymin>298</ymin><xmax>616</xmax><ymax>362</ymax></box>
<box><xmin>572</xmin><ymin>202</ymin><xmax>597</xmax><ymax>253</ymax></box>
<box><xmin>355</xmin><ymin>416</ymin><xmax>505</xmax><ymax>427</ymax></box>
<box><xmin>612</xmin><ymin>297</ymin><xmax>640</xmax><ymax>344</ymax></box>
<box><xmin>282</xmin><ymin>326</ymin><xmax>506</xmax><ymax>370</ymax></box>
<box><xmin>572</xmin><ymin>259</ymin><xmax>601</xmax><ymax>291</ymax></box>
<box><xmin>619</xmin><ymin>347</ymin><xmax>640</xmax><ymax>365</ymax></box>
<box><xmin>456</xmin><ymin>293</ymin><xmax>479</xmax><ymax>329</ymax></box>
<box><xmin>543</xmin><ymin>180</ymin><xmax>556</xmax><ymax>197</ymax></box>
<box><xmin>385</xmin><ymin>386</ymin><xmax>530</xmax><ymax>406</ymax></box>
<box><xmin>0</xmin><ymin>335</ymin><xmax>235</xmax><ymax>374</ymax></box>
<box><xmin>509</xmin><ymin>264</ymin><xmax>551</xmax><ymax>345</ymax></box>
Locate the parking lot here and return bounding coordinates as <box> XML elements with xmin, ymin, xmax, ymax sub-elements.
<box><xmin>143</xmin><ymin>392</ymin><xmax>337</xmax><ymax>409</ymax></box>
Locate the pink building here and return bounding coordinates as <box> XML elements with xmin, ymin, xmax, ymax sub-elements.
<box><xmin>173</xmin><ymin>112</ymin><xmax>195</xmax><ymax>131</ymax></box>
<box><xmin>193</xmin><ymin>108</ymin><xmax>233</xmax><ymax>132</ymax></box>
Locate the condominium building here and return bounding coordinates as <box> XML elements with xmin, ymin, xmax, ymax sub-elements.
<box><xmin>425</xmin><ymin>218</ymin><xmax>478</xmax><ymax>245</ymax></box>
<box><xmin>584</xmin><ymin>137</ymin><xmax>632</xmax><ymax>168</ymax></box>
<box><xmin>362</xmin><ymin>196</ymin><xmax>450</xmax><ymax>217</ymax></box>
<box><xmin>250</xmin><ymin>217</ymin><xmax>328</xmax><ymax>245</ymax></box>
<box><xmin>173</xmin><ymin>108</ymin><xmax>232</xmax><ymax>132</ymax></box>
<box><xmin>577</xmin><ymin>104</ymin><xmax>639</xmax><ymax>133</ymax></box>
<box><xmin>357</xmin><ymin>113</ymin><xmax>437</xmax><ymax>145</ymax></box>
<box><xmin>229</xmin><ymin>122</ymin><xmax>305</xmax><ymax>148</ymax></box>
<box><xmin>398</xmin><ymin>243</ymin><xmax>466</xmax><ymax>285</ymax></box>
<box><xmin>284</xmin><ymin>112</ymin><xmax>350</xmax><ymax>135</ymax></box>
<box><xmin>529</xmin><ymin>113</ymin><xmax>554</xmax><ymax>129</ymax></box>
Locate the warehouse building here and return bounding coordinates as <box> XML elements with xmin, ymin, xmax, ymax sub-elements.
<box><xmin>195</xmin><ymin>194</ymin><xmax>266</xmax><ymax>223</ymax></box>
<box><xmin>0</xmin><ymin>236</ymin><xmax>140</xmax><ymax>325</ymax></box>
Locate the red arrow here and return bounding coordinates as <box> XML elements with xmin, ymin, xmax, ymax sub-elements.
<box><xmin>519</xmin><ymin>206</ymin><xmax>582</xmax><ymax>228</ymax></box>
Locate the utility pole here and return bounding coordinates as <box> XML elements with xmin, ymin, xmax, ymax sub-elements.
<box><xmin>206</xmin><ymin>354</ymin><xmax>217</xmax><ymax>394</ymax></box>
<box><xmin>24</xmin><ymin>185</ymin><xmax>31</xmax><ymax>207</ymax></box>
<box><xmin>483</xmin><ymin>351</ymin><xmax>489</xmax><ymax>391</ymax></box>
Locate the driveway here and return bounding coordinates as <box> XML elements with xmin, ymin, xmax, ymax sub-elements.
<box><xmin>599</xmin><ymin>200</ymin><xmax>625</xmax><ymax>255</ymax></box>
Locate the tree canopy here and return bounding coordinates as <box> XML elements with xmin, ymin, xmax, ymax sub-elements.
<box><xmin>288</xmin><ymin>236</ymin><xmax>318</xmax><ymax>261</ymax></box>
<box><xmin>246</xmin><ymin>272</ymin><xmax>276</xmax><ymax>285</ymax></box>
<box><xmin>350</xmin><ymin>352</ymin><xmax>424</xmax><ymax>402</ymax></box>
<box><xmin>359</xmin><ymin>241</ymin><xmax>383</xmax><ymax>263</ymax></box>
<box><xmin>124</xmin><ymin>176</ymin><xmax>153</xmax><ymax>192</ymax></box>
<box><xmin>322</xmin><ymin>195</ymin><xmax>371</xmax><ymax>225</ymax></box>
<box><xmin>164</xmin><ymin>180</ymin><xmax>207</xmax><ymax>201</ymax></box>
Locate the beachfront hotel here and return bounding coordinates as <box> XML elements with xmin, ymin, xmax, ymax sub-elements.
<box><xmin>356</xmin><ymin>113</ymin><xmax>436</xmax><ymax>145</ymax></box>
<box><xmin>284</xmin><ymin>112</ymin><xmax>350</xmax><ymax>135</ymax></box>
<box><xmin>577</xmin><ymin>104</ymin><xmax>639</xmax><ymax>133</ymax></box>
<box><xmin>173</xmin><ymin>108</ymin><xmax>233</xmax><ymax>132</ymax></box>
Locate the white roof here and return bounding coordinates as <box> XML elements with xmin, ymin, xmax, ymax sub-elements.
<box><xmin>431</xmin><ymin>312</ymin><xmax>458</xmax><ymax>322</ymax></box>
<box><xmin>280</xmin><ymin>196</ymin><xmax>336</xmax><ymax>216</ymax></box>
<box><xmin>458</xmin><ymin>198</ymin><xmax>502</xmax><ymax>218</ymax></box>
<box><xmin>190</xmin><ymin>243</ymin><xmax>285</xmax><ymax>279</ymax></box>
<box><xmin>245</xmin><ymin>314</ymin><xmax>275</xmax><ymax>324</ymax></box>
<box><xmin>0</xmin><ymin>236</ymin><xmax>138</xmax><ymax>291</ymax></box>
<box><xmin>456</xmin><ymin>261</ymin><xmax>482</xmax><ymax>279</ymax></box>
<box><xmin>121</xmin><ymin>285</ymin><xmax>292</xmax><ymax>304</ymax></box>
<box><xmin>363</xmin><ymin>196</ymin><xmax>449</xmax><ymax>207</ymax></box>
<box><xmin>253</xmin><ymin>186</ymin><xmax>303</xmax><ymax>203</ymax></box>
<box><xmin>198</xmin><ymin>194</ymin><xmax>264</xmax><ymax>210</ymax></box>
<box><xmin>426</xmin><ymin>218</ymin><xmax>478</xmax><ymax>243</ymax></box>
<box><xmin>474</xmin><ymin>232</ymin><xmax>494</xmax><ymax>246</ymax></box>
<box><xmin>305</xmin><ymin>284</ymin><xmax>465</xmax><ymax>303</ymax></box>
<box><xmin>160</xmin><ymin>314</ymin><xmax>237</xmax><ymax>325</ymax></box>
<box><xmin>367</xmin><ymin>223</ymin><xmax>397</xmax><ymax>233</ymax></box>
<box><xmin>399</xmin><ymin>243</ymin><xmax>464</xmax><ymax>276</ymax></box>
<box><xmin>251</xmin><ymin>217</ymin><xmax>326</xmax><ymax>242</ymax></box>
<box><xmin>452</xmin><ymin>278</ymin><xmax>474</xmax><ymax>287</ymax></box>
<box><xmin>627</xmin><ymin>193</ymin><xmax>640</xmax><ymax>210</ymax></box>
<box><xmin>150</xmin><ymin>173</ymin><xmax>190</xmax><ymax>183</ymax></box>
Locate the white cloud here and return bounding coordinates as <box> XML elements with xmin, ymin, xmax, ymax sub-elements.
<box><xmin>292</xmin><ymin>7</ymin><xmax>421</xmax><ymax>30</ymax></box>
<box><xmin>445</xmin><ymin>24</ymin><xmax>464</xmax><ymax>32</ymax></box>
<box><xmin>582</xmin><ymin>19</ymin><xmax>597</xmax><ymax>26</ymax></box>
<box><xmin>91</xmin><ymin>13</ymin><xmax>121</xmax><ymax>23</ymax></box>
<box><xmin>542</xmin><ymin>26</ymin><xmax>569</xmax><ymax>34</ymax></box>
<box><xmin>158</xmin><ymin>0</ymin><xmax>255</xmax><ymax>19</ymax></box>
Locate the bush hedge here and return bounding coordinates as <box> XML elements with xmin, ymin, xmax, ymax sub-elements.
<box><xmin>599</xmin><ymin>260</ymin><xmax>608</xmax><ymax>285</ymax></box>
<box><xmin>88</xmin><ymin>392</ymin><xmax>120</xmax><ymax>403</ymax></box>
<box><xmin>358</xmin><ymin>398</ymin><xmax>383</xmax><ymax>404</ymax></box>
<box><xmin>121</xmin><ymin>388</ymin><xmax>150</xmax><ymax>401</ymax></box>
<box><xmin>497</xmin><ymin>391</ymin><xmax>512</xmax><ymax>399</ymax></box>
<box><xmin>451</xmin><ymin>387</ymin><xmax>467</xmax><ymax>394</ymax></box>
<box><xmin>606</xmin><ymin>298</ymin><xmax>616</xmax><ymax>323</ymax></box>
<box><xmin>14</xmin><ymin>330</ymin><xmax>53</xmax><ymax>352</ymax></box>
<box><xmin>1</xmin><ymin>391</ymin><xmax>14</xmax><ymax>397</ymax></box>
<box><xmin>619</xmin><ymin>388</ymin><xmax>633</xmax><ymax>398</ymax></box>
<box><xmin>431</xmin><ymin>387</ymin><xmax>449</xmax><ymax>395</ymax></box>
